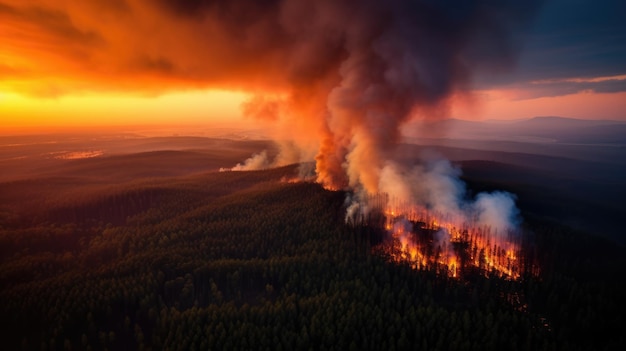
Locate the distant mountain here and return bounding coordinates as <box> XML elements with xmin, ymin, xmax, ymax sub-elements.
<box><xmin>506</xmin><ymin>117</ymin><xmax>626</xmax><ymax>144</ymax></box>
<box><xmin>510</xmin><ymin>116</ymin><xmax>625</xmax><ymax>130</ymax></box>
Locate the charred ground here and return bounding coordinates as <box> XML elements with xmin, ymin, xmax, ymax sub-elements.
<box><xmin>0</xmin><ymin>135</ymin><xmax>625</xmax><ymax>350</ymax></box>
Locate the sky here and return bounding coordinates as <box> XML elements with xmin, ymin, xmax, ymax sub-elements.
<box><xmin>0</xmin><ymin>0</ymin><xmax>625</xmax><ymax>132</ymax></box>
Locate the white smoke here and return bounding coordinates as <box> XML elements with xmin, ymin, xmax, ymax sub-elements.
<box><xmin>473</xmin><ymin>191</ymin><xmax>520</xmax><ymax>234</ymax></box>
<box><xmin>408</xmin><ymin>159</ymin><xmax>466</xmax><ymax>224</ymax></box>
<box><xmin>356</xmin><ymin>156</ymin><xmax>521</xmax><ymax>234</ymax></box>
<box><xmin>378</xmin><ymin>158</ymin><xmax>467</xmax><ymax>225</ymax></box>
<box><xmin>344</xmin><ymin>192</ymin><xmax>368</xmax><ymax>224</ymax></box>
<box><xmin>222</xmin><ymin>141</ymin><xmax>318</xmax><ymax>176</ymax></box>
<box><xmin>221</xmin><ymin>150</ymin><xmax>271</xmax><ymax>172</ymax></box>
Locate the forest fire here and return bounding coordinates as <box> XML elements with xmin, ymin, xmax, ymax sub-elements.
<box><xmin>351</xmin><ymin>194</ymin><xmax>526</xmax><ymax>280</ymax></box>
<box><xmin>211</xmin><ymin>0</ymin><xmax>541</xmax><ymax>281</ymax></box>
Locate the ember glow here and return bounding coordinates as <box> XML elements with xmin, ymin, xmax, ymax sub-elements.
<box><xmin>383</xmin><ymin>207</ymin><xmax>522</xmax><ymax>279</ymax></box>
<box><xmin>50</xmin><ymin>150</ymin><xmax>104</xmax><ymax>160</ymax></box>
<box><xmin>349</xmin><ymin>191</ymin><xmax>527</xmax><ymax>280</ymax></box>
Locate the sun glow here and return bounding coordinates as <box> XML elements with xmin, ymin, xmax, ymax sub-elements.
<box><xmin>454</xmin><ymin>89</ymin><xmax>626</xmax><ymax>121</ymax></box>
<box><xmin>0</xmin><ymin>89</ymin><xmax>249</xmax><ymax>131</ymax></box>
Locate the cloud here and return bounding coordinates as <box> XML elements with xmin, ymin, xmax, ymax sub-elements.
<box><xmin>0</xmin><ymin>0</ymin><xmax>543</xmax><ymax>98</ymax></box>
<box><xmin>4</xmin><ymin>0</ymin><xmax>625</xmax><ymax>105</ymax></box>
<box><xmin>473</xmin><ymin>0</ymin><xmax>626</xmax><ymax>91</ymax></box>
<box><xmin>0</xmin><ymin>2</ymin><xmax>104</xmax><ymax>48</ymax></box>
<box><xmin>500</xmin><ymin>75</ymin><xmax>626</xmax><ymax>100</ymax></box>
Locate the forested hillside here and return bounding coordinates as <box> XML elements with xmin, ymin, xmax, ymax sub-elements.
<box><xmin>1</xmin><ymin>165</ymin><xmax>624</xmax><ymax>350</ymax></box>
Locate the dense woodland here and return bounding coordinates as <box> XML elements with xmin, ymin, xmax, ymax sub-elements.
<box><xmin>0</xmin><ymin>165</ymin><xmax>625</xmax><ymax>350</ymax></box>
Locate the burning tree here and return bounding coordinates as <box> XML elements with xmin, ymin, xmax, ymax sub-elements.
<box><xmin>349</xmin><ymin>193</ymin><xmax>538</xmax><ymax>281</ymax></box>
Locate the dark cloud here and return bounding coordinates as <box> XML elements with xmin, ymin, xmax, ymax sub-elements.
<box><xmin>157</xmin><ymin>0</ymin><xmax>281</xmax><ymax>20</ymax></box>
<box><xmin>589</xmin><ymin>79</ymin><xmax>626</xmax><ymax>94</ymax></box>
<box><xmin>3</xmin><ymin>0</ymin><xmax>622</xmax><ymax>103</ymax></box>
<box><xmin>475</xmin><ymin>0</ymin><xmax>626</xmax><ymax>89</ymax></box>
<box><xmin>512</xmin><ymin>77</ymin><xmax>626</xmax><ymax>100</ymax></box>
<box><xmin>0</xmin><ymin>0</ymin><xmax>545</xmax><ymax>97</ymax></box>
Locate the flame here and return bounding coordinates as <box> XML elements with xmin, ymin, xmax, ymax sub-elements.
<box><xmin>369</xmin><ymin>198</ymin><xmax>526</xmax><ymax>280</ymax></box>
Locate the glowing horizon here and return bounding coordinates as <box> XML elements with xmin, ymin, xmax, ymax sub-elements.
<box><xmin>2</xmin><ymin>85</ymin><xmax>625</xmax><ymax>135</ymax></box>
<box><xmin>0</xmin><ymin>89</ymin><xmax>250</xmax><ymax>131</ymax></box>
<box><xmin>1</xmin><ymin>0</ymin><xmax>624</xmax><ymax>134</ymax></box>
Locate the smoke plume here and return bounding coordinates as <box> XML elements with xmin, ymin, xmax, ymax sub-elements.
<box><xmin>474</xmin><ymin>191</ymin><xmax>520</xmax><ymax>233</ymax></box>
<box><xmin>205</xmin><ymin>0</ymin><xmax>541</xmax><ymax>231</ymax></box>
<box><xmin>224</xmin><ymin>150</ymin><xmax>271</xmax><ymax>171</ymax></box>
<box><xmin>377</xmin><ymin>158</ymin><xmax>520</xmax><ymax>234</ymax></box>
<box><xmin>205</xmin><ymin>0</ymin><xmax>543</xmax><ymax>196</ymax></box>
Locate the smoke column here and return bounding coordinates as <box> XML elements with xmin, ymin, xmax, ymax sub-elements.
<box><xmin>194</xmin><ymin>0</ymin><xmax>541</xmax><ymax>230</ymax></box>
<box><xmin>281</xmin><ymin>0</ymin><xmax>542</xmax><ymax>192</ymax></box>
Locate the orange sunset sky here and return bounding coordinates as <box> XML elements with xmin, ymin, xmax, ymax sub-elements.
<box><xmin>1</xmin><ymin>0</ymin><xmax>625</xmax><ymax>132</ymax></box>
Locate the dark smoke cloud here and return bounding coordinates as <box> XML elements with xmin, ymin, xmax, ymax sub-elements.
<box><xmin>198</xmin><ymin>0</ymin><xmax>543</xmax><ymax>192</ymax></box>
<box><xmin>269</xmin><ymin>0</ymin><xmax>545</xmax><ymax>191</ymax></box>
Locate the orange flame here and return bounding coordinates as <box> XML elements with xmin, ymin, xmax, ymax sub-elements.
<box><xmin>373</xmin><ymin>200</ymin><xmax>525</xmax><ymax>280</ymax></box>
